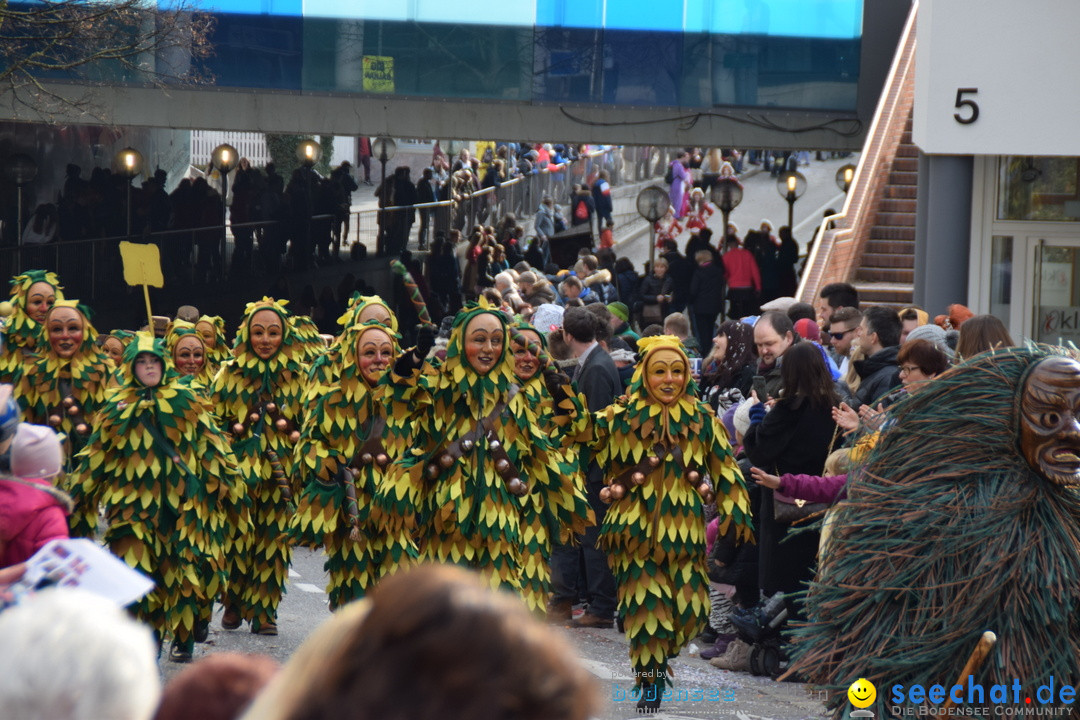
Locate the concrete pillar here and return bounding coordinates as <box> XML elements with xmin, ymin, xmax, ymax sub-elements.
<box><xmin>913</xmin><ymin>153</ymin><xmax>973</xmax><ymax>312</ymax></box>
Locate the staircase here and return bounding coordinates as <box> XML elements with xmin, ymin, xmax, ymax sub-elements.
<box><xmin>797</xmin><ymin>1</ymin><xmax>918</xmax><ymax>310</ymax></box>
<box><xmin>852</xmin><ymin>113</ymin><xmax>917</xmax><ymax>307</ymax></box>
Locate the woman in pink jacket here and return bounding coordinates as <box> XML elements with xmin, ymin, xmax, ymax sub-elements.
<box><xmin>0</xmin><ymin>424</ymin><xmax>69</xmax><ymax>570</ymax></box>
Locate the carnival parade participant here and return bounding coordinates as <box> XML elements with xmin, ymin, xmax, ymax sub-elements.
<box><xmin>210</xmin><ymin>298</ymin><xmax>306</xmax><ymax>635</ymax></box>
<box><xmin>0</xmin><ymin>270</ymin><xmax>64</xmax><ymax>383</ymax></box>
<box><xmin>289</xmin><ymin>320</ymin><xmax>419</xmax><ymax>609</ymax></box>
<box><xmin>15</xmin><ymin>299</ymin><xmax>111</xmax><ymax>465</ymax></box>
<box><xmin>508</xmin><ymin>319</ymin><xmax>592</xmax><ymax>615</ymax></box>
<box><xmin>195</xmin><ymin>315</ymin><xmax>231</xmax><ymax>374</ymax></box>
<box><xmin>69</xmin><ymin>333</ymin><xmax>242</xmax><ymax>663</ymax></box>
<box><xmin>291</xmin><ymin>315</ymin><xmax>328</xmax><ymax>364</ymax></box>
<box><xmin>378</xmin><ymin>298</ymin><xmax>572</xmax><ymax>597</ymax></box>
<box><xmin>166</xmin><ymin>320</ymin><xmax>215</xmax><ymax>390</ymax></box>
<box><xmin>791</xmin><ymin>347</ymin><xmax>1080</xmax><ymax>717</ymax></box>
<box><xmin>558</xmin><ymin>335</ymin><xmax>752</xmax><ymax>711</ymax></box>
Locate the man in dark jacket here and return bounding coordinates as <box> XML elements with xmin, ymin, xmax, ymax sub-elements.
<box><xmin>415</xmin><ymin>167</ymin><xmax>439</xmax><ymax>250</ymax></box>
<box><xmin>853</xmin><ymin>305</ymin><xmax>902</xmax><ymax>408</ymax></box>
<box><xmin>689</xmin><ymin>248</ymin><xmax>727</xmax><ymax>353</ymax></box>
<box><xmin>548</xmin><ymin>308</ymin><xmax>619</xmax><ymax>629</ymax></box>
<box><xmin>753</xmin><ymin>311</ymin><xmax>796</xmax><ymax>400</ymax></box>
<box><xmin>660</xmin><ymin>240</ymin><xmax>693</xmax><ymax>313</ymax></box>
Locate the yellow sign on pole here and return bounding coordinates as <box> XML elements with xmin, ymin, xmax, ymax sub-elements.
<box><xmin>119</xmin><ymin>241</ymin><xmax>164</xmax><ymax>329</ymax></box>
<box><xmin>362</xmin><ymin>56</ymin><xmax>395</xmax><ymax>93</ymax></box>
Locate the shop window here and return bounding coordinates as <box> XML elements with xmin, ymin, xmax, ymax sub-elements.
<box><xmin>998</xmin><ymin>157</ymin><xmax>1080</xmax><ymax>221</ymax></box>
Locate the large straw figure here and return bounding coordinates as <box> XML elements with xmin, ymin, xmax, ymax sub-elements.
<box><xmin>558</xmin><ymin>334</ymin><xmax>752</xmax><ymax>711</ymax></box>
<box><xmin>69</xmin><ymin>333</ymin><xmax>241</xmax><ymax>662</ymax></box>
<box><xmin>211</xmin><ymin>297</ymin><xmax>306</xmax><ymax>635</ymax></box>
<box><xmin>290</xmin><ymin>320</ymin><xmax>419</xmax><ymax>608</ymax></box>
<box><xmin>792</xmin><ymin>346</ymin><xmax>1080</xmax><ymax>716</ymax></box>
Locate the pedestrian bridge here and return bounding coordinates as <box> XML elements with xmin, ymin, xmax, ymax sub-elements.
<box><xmin>0</xmin><ymin>0</ymin><xmax>906</xmax><ymax>149</ymax></box>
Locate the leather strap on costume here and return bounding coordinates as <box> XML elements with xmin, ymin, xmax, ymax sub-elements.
<box><xmin>602</xmin><ymin>441</ymin><xmax>713</xmax><ymax>504</ymax></box>
<box><xmin>49</xmin><ymin>379</ymin><xmax>90</xmax><ymax>436</ymax></box>
<box><xmin>348</xmin><ymin>415</ymin><xmax>389</xmax><ymax>470</ymax></box>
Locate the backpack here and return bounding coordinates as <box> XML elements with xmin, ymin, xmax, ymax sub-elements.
<box><xmin>574</xmin><ymin>200</ymin><xmax>589</xmax><ymax>220</ymax></box>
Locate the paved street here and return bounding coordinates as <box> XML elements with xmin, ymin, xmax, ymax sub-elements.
<box><xmin>163</xmin><ymin>547</ymin><xmax>830</xmax><ymax>719</ymax></box>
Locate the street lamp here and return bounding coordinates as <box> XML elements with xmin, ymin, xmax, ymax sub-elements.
<box><xmin>113</xmin><ymin>148</ymin><xmax>144</xmax><ymax>238</ymax></box>
<box><xmin>636</xmin><ymin>185</ymin><xmax>670</xmax><ymax>269</ymax></box>
<box><xmin>211</xmin><ymin>143</ymin><xmax>239</xmax><ymax>273</ymax></box>
<box><xmin>709</xmin><ymin>177</ymin><xmax>743</xmax><ymax>247</ymax></box>
<box><xmin>3</xmin><ymin>153</ymin><xmax>38</xmax><ymax>273</ymax></box>
<box><xmin>835</xmin><ymin>163</ymin><xmax>857</xmax><ymax>194</ymax></box>
<box><xmin>372</xmin><ymin>137</ymin><xmax>397</xmax><ymax>256</ymax></box>
<box><xmin>775</xmin><ymin>170</ymin><xmax>806</xmax><ymax>230</ymax></box>
<box><xmin>295</xmin><ymin>139</ymin><xmax>321</xmax><ymax>168</ymax></box>
<box><xmin>294</xmin><ymin>139</ymin><xmax>322</xmax><ymax>268</ymax></box>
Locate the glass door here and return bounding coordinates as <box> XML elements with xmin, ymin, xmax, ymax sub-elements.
<box><xmin>1030</xmin><ymin>237</ymin><xmax>1080</xmax><ymax>345</ymax></box>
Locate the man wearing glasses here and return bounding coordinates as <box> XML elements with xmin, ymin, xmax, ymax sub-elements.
<box><xmin>826</xmin><ymin>307</ymin><xmax>862</xmax><ymax>377</ymax></box>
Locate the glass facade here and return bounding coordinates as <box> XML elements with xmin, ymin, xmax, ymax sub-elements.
<box><xmin>998</xmin><ymin>156</ymin><xmax>1080</xmax><ymax>222</ymax></box>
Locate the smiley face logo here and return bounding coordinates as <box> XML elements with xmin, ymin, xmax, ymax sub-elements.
<box><xmin>848</xmin><ymin>678</ymin><xmax>877</xmax><ymax>709</ymax></box>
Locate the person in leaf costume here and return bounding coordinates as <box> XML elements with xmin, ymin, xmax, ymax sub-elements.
<box><xmin>15</xmin><ymin>299</ymin><xmax>111</xmax><ymax>466</ymax></box>
<box><xmin>291</xmin><ymin>314</ymin><xmax>328</xmax><ymax>364</ymax></box>
<box><xmin>791</xmin><ymin>346</ymin><xmax>1080</xmax><ymax>717</ymax></box>
<box><xmin>195</xmin><ymin>315</ymin><xmax>231</xmax><ymax>374</ymax></box>
<box><xmin>0</xmin><ymin>270</ymin><xmax>64</xmax><ymax>383</ymax></box>
<box><xmin>289</xmin><ymin>320</ymin><xmax>421</xmax><ymax>609</ymax></box>
<box><xmin>558</xmin><ymin>335</ymin><xmax>752</xmax><ymax>712</ymax></box>
<box><xmin>68</xmin><ymin>333</ymin><xmax>242</xmax><ymax>663</ymax></box>
<box><xmin>508</xmin><ymin>318</ymin><xmax>592</xmax><ymax>616</ymax></box>
<box><xmin>377</xmin><ymin>299</ymin><xmax>573</xmax><ymax>597</ymax></box>
<box><xmin>165</xmin><ymin>320</ymin><xmax>215</xmax><ymax>391</ymax></box>
<box><xmin>210</xmin><ymin>297</ymin><xmax>306</xmax><ymax>635</ymax></box>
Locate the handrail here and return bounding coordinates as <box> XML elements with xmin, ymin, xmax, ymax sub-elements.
<box><xmin>796</xmin><ymin>0</ymin><xmax>918</xmax><ymax>303</ymax></box>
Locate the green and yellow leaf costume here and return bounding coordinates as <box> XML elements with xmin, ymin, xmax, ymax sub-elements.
<box><xmin>289</xmin><ymin>320</ymin><xmax>420</xmax><ymax>609</ymax></box>
<box><xmin>558</xmin><ymin>335</ymin><xmax>752</xmax><ymax>687</ymax></box>
<box><xmin>68</xmin><ymin>333</ymin><xmax>243</xmax><ymax>654</ymax></box>
<box><xmin>209</xmin><ymin>297</ymin><xmax>306</xmax><ymax>632</ymax></box>
<box><xmin>0</xmin><ymin>270</ymin><xmax>64</xmax><ymax>383</ymax></box>
<box><xmin>196</xmin><ymin>314</ymin><xmax>231</xmax><ymax>375</ymax></box>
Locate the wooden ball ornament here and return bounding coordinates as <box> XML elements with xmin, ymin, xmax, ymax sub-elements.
<box><xmin>232</xmin><ymin>422</ymin><xmax>245</xmax><ymax>435</ymax></box>
<box><xmin>600</xmin><ymin>487</ymin><xmax>613</xmax><ymax>504</ymax></box>
<box><xmin>249</xmin><ymin>412</ymin><xmax>260</xmax><ymax>423</ymax></box>
<box><xmin>631</xmin><ymin>471</ymin><xmax>645</xmax><ymax>485</ymax></box>
<box><xmin>488</xmin><ymin>439</ymin><xmax>501</xmax><ymax>451</ymax></box>
<box><xmin>361</xmin><ymin>453</ymin><xmax>374</xmax><ymax>465</ymax></box>
<box><xmin>48</xmin><ymin>414</ymin><xmax>62</xmax><ymax>427</ymax></box>
<box><xmin>508</xmin><ymin>478</ymin><xmax>527</xmax><ymax>496</ymax></box>
<box><xmin>62</xmin><ymin>397</ymin><xmax>75</xmax><ymax>408</ymax></box>
<box><xmin>67</xmin><ymin>405</ymin><xmax>80</xmax><ymax>416</ymax></box>
<box><xmin>275</xmin><ymin>418</ymin><xmax>288</xmax><ymax>431</ymax></box>
<box><xmin>687</xmin><ymin>470</ymin><xmax>701</xmax><ymax>484</ymax></box>
<box><xmin>610</xmin><ymin>484</ymin><xmax>626</xmax><ymax>500</ymax></box>
<box><xmin>427</xmin><ymin>463</ymin><xmax>440</xmax><ymax>479</ymax></box>
<box><xmin>494</xmin><ymin>458</ymin><xmax>510</xmax><ymax>474</ymax></box>
<box><xmin>647</xmin><ymin>456</ymin><xmax>660</xmax><ymax>468</ymax></box>
<box><xmin>375</xmin><ymin>453</ymin><xmax>389</xmax><ymax>467</ymax></box>
<box><xmin>75</xmin><ymin>423</ymin><xmax>89</xmax><ymax>435</ymax></box>
<box><xmin>439</xmin><ymin>453</ymin><xmax>454</xmax><ymax>469</ymax></box>
<box><xmin>697</xmin><ymin>482</ymin><xmax>711</xmax><ymax>497</ymax></box>
<box><xmin>0</xmin><ymin>301</ymin><xmax>13</xmax><ymax>317</ymax></box>
<box><xmin>265</xmin><ymin>402</ymin><xmax>277</xmax><ymax>413</ymax></box>
<box><xmin>460</xmin><ymin>438</ymin><xmax>474</xmax><ymax>452</ymax></box>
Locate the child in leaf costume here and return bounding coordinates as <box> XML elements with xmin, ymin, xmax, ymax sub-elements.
<box><xmin>0</xmin><ymin>270</ymin><xmax>64</xmax><ymax>383</ymax></box>
<box><xmin>508</xmin><ymin>319</ymin><xmax>592</xmax><ymax>615</ymax></box>
<box><xmin>378</xmin><ymin>299</ymin><xmax>573</xmax><ymax>597</ymax></box>
<box><xmin>558</xmin><ymin>335</ymin><xmax>752</xmax><ymax>711</ymax></box>
<box><xmin>68</xmin><ymin>334</ymin><xmax>242</xmax><ymax>663</ymax></box>
<box><xmin>210</xmin><ymin>297</ymin><xmax>306</xmax><ymax>635</ymax></box>
<box><xmin>15</xmin><ymin>300</ymin><xmax>111</xmax><ymax>466</ymax></box>
<box><xmin>289</xmin><ymin>320</ymin><xmax>420</xmax><ymax>608</ymax></box>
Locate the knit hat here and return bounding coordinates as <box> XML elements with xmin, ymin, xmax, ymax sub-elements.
<box><xmin>760</xmin><ymin>296</ymin><xmax>797</xmax><ymax>313</ymax></box>
<box><xmin>12</xmin><ymin>423</ymin><xmax>63</xmax><ymax>479</ymax></box>
<box><xmin>906</xmin><ymin>324</ymin><xmax>955</xmax><ymax>359</ymax></box>
<box><xmin>531</xmin><ymin>303</ymin><xmax>564</xmax><ymax>334</ymax></box>
<box><xmin>518</xmin><ymin>271</ymin><xmax>537</xmax><ymax>286</ymax></box>
<box><xmin>607</xmin><ymin>302</ymin><xmax>630</xmax><ymax>323</ymax></box>
<box><xmin>794</xmin><ymin>317</ymin><xmax>821</xmax><ymax>343</ymax></box>
<box><xmin>733</xmin><ymin>399</ymin><xmax>755</xmax><ymax>440</ymax></box>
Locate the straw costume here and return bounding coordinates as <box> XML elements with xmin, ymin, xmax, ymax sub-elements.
<box><xmin>16</xmin><ymin>299</ymin><xmax>110</xmax><ymax>466</ymax></box>
<box><xmin>508</xmin><ymin>318</ymin><xmax>592</xmax><ymax>615</ymax></box>
<box><xmin>210</xmin><ymin>297</ymin><xmax>306</xmax><ymax>634</ymax></box>
<box><xmin>378</xmin><ymin>299</ymin><xmax>569</xmax><ymax>596</ymax></box>
<box><xmin>0</xmin><ymin>270</ymin><xmax>64</xmax><ymax>383</ymax></box>
<box><xmin>558</xmin><ymin>335</ymin><xmax>752</xmax><ymax>704</ymax></box>
<box><xmin>68</xmin><ymin>334</ymin><xmax>242</xmax><ymax>662</ymax></box>
<box><xmin>791</xmin><ymin>346</ymin><xmax>1080</xmax><ymax>717</ymax></box>
<box><xmin>289</xmin><ymin>320</ymin><xmax>422</xmax><ymax>608</ymax></box>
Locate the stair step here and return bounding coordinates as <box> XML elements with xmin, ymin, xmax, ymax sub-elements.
<box><xmin>868</xmin><ymin>225</ymin><xmax>916</xmax><ymax>241</ymax></box>
<box><xmin>853</xmin><ymin>282</ymin><xmax>914</xmax><ymax>306</ymax></box>
<box><xmin>874</xmin><ymin>211</ymin><xmax>917</xmax><ymax>227</ymax></box>
<box><xmin>892</xmin><ymin>156</ymin><xmax>919</xmax><ymax>173</ymax></box>
<box><xmin>879</xmin><ymin>197</ymin><xmax>917</xmax><ymax>213</ymax></box>
<box><xmin>864</xmin><ymin>239</ymin><xmax>915</xmax><ymax>255</ymax></box>
<box><xmin>888</xmin><ymin>170</ymin><xmax>919</xmax><ymax>186</ymax></box>
<box><xmin>895</xmin><ymin>144</ymin><xmax>920</xmax><ymax>159</ymax></box>
<box><xmin>856</xmin><ymin>267</ymin><xmax>914</xmax><ymax>284</ymax></box>
<box><xmin>862</xmin><ymin>252</ymin><xmax>915</xmax><ymax>269</ymax></box>
<box><xmin>884</xmin><ymin>184</ymin><xmax>918</xmax><ymax>199</ymax></box>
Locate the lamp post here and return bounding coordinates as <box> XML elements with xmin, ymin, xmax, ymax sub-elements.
<box><xmin>211</xmin><ymin>143</ymin><xmax>239</xmax><ymax>272</ymax></box>
<box><xmin>835</xmin><ymin>163</ymin><xmax>857</xmax><ymax>194</ymax></box>
<box><xmin>371</xmin><ymin>137</ymin><xmax>397</xmax><ymax>256</ymax></box>
<box><xmin>295</xmin><ymin>139</ymin><xmax>322</xmax><ymax>268</ymax></box>
<box><xmin>636</xmin><ymin>185</ymin><xmax>670</xmax><ymax>269</ymax></box>
<box><xmin>3</xmin><ymin>153</ymin><xmax>38</xmax><ymax>274</ymax></box>
<box><xmin>709</xmin><ymin>177</ymin><xmax>743</xmax><ymax>247</ymax></box>
<box><xmin>776</xmin><ymin>170</ymin><xmax>806</xmax><ymax>230</ymax></box>
<box><xmin>113</xmin><ymin>148</ymin><xmax>144</xmax><ymax>238</ymax></box>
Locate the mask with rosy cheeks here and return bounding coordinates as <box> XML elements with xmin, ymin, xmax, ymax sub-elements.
<box><xmin>133</xmin><ymin>352</ymin><xmax>164</xmax><ymax>387</ymax></box>
<box><xmin>356</xmin><ymin>328</ymin><xmax>395</xmax><ymax>386</ymax></box>
<box><xmin>173</xmin><ymin>335</ymin><xmax>206</xmax><ymax>376</ymax></box>
<box><xmin>1021</xmin><ymin>356</ymin><xmax>1080</xmax><ymax>486</ymax></box>
<box><xmin>26</xmin><ymin>282</ymin><xmax>57</xmax><ymax>324</ymax></box>
<box><xmin>102</xmin><ymin>337</ymin><xmax>125</xmax><ymax>364</ymax></box>
<box><xmin>644</xmin><ymin>348</ymin><xmax>688</xmax><ymax>405</ymax></box>
<box><xmin>46</xmin><ymin>307</ymin><xmax>85</xmax><ymax>358</ymax></box>
<box><xmin>357</xmin><ymin>304</ymin><xmax>392</xmax><ymax>327</ymax></box>
<box><xmin>248</xmin><ymin>309</ymin><xmax>284</xmax><ymax>360</ymax></box>
<box><xmin>511</xmin><ymin>330</ymin><xmax>542</xmax><ymax>381</ymax></box>
<box><xmin>463</xmin><ymin>314</ymin><xmax>504</xmax><ymax>375</ymax></box>
<box><xmin>195</xmin><ymin>321</ymin><xmax>217</xmax><ymax>349</ymax></box>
